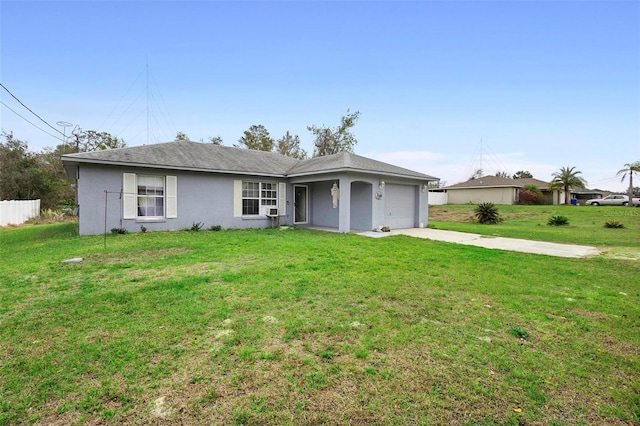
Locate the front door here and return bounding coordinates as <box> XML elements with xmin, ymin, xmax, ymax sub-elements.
<box><xmin>294</xmin><ymin>185</ymin><xmax>308</xmax><ymax>224</ymax></box>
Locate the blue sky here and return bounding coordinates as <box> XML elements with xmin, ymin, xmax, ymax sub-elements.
<box><xmin>1</xmin><ymin>1</ymin><xmax>639</xmax><ymax>190</ymax></box>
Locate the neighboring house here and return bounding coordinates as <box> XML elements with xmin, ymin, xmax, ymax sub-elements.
<box><xmin>61</xmin><ymin>141</ymin><xmax>438</xmax><ymax>235</ymax></box>
<box><xmin>571</xmin><ymin>189</ymin><xmax>606</xmax><ymax>205</ymax></box>
<box><xmin>445</xmin><ymin>176</ymin><xmax>561</xmax><ymax>205</ymax></box>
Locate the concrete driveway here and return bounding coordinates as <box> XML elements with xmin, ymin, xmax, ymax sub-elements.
<box><xmin>360</xmin><ymin>228</ymin><xmax>600</xmax><ymax>258</ymax></box>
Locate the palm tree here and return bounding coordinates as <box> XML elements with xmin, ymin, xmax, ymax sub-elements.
<box><xmin>617</xmin><ymin>161</ymin><xmax>640</xmax><ymax>207</ymax></box>
<box><xmin>549</xmin><ymin>166</ymin><xmax>587</xmax><ymax>205</ymax></box>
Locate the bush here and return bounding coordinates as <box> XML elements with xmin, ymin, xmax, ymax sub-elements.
<box><xmin>547</xmin><ymin>215</ymin><xmax>569</xmax><ymax>226</ymax></box>
<box><xmin>517</xmin><ymin>187</ymin><xmax>544</xmax><ymax>205</ymax></box>
<box><xmin>604</xmin><ymin>220</ymin><xmax>624</xmax><ymax>229</ymax></box>
<box><xmin>209</xmin><ymin>225</ymin><xmax>223</xmax><ymax>231</ymax></box>
<box><xmin>474</xmin><ymin>202</ymin><xmax>503</xmax><ymax>224</ymax></box>
<box><xmin>188</xmin><ymin>222</ymin><xmax>204</xmax><ymax>231</ymax></box>
<box><xmin>110</xmin><ymin>227</ymin><xmax>128</xmax><ymax>235</ymax></box>
<box><xmin>40</xmin><ymin>209</ymin><xmax>65</xmax><ymax>222</ymax></box>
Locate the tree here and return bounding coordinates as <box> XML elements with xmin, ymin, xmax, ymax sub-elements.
<box><xmin>75</xmin><ymin>130</ymin><xmax>126</xmax><ymax>152</ymax></box>
<box><xmin>236</xmin><ymin>124</ymin><xmax>274</xmax><ymax>151</ymax></box>
<box><xmin>38</xmin><ymin>143</ymin><xmax>75</xmax><ymax>207</ymax></box>
<box><xmin>513</xmin><ymin>170</ymin><xmax>533</xmax><ymax>179</ymax></box>
<box><xmin>307</xmin><ymin>110</ymin><xmax>360</xmax><ymax>157</ymax></box>
<box><xmin>617</xmin><ymin>161</ymin><xmax>640</xmax><ymax>207</ymax></box>
<box><xmin>549</xmin><ymin>166</ymin><xmax>587</xmax><ymax>205</ymax></box>
<box><xmin>469</xmin><ymin>168</ymin><xmax>483</xmax><ymax>180</ymax></box>
<box><xmin>0</xmin><ymin>132</ymin><xmax>58</xmax><ymax>208</ymax></box>
<box><xmin>175</xmin><ymin>131</ymin><xmax>189</xmax><ymax>141</ymax></box>
<box><xmin>276</xmin><ymin>131</ymin><xmax>307</xmax><ymax>159</ymax></box>
<box><xmin>427</xmin><ymin>180</ymin><xmax>446</xmax><ymax>189</ymax></box>
<box><xmin>208</xmin><ymin>136</ymin><xmax>223</xmax><ymax>145</ymax></box>
<box><xmin>495</xmin><ymin>171</ymin><xmax>510</xmax><ymax>178</ymax></box>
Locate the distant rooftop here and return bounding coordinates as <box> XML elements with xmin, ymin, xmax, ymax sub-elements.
<box><xmin>446</xmin><ymin>175</ymin><xmax>550</xmax><ymax>190</ymax></box>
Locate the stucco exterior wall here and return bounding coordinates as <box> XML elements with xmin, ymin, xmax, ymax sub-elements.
<box><xmin>76</xmin><ymin>164</ymin><xmax>292</xmax><ymax>235</ymax></box>
<box><xmin>350</xmin><ymin>181</ymin><xmax>373</xmax><ymax>231</ymax></box>
<box><xmin>447</xmin><ymin>187</ymin><xmax>516</xmax><ymax>205</ymax></box>
<box><xmin>309</xmin><ymin>181</ymin><xmax>339</xmax><ymax>228</ymax></box>
<box><xmin>75</xmin><ymin>165</ymin><xmax>430</xmax><ymax>235</ymax></box>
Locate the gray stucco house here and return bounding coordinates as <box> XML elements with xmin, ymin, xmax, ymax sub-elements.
<box><xmin>61</xmin><ymin>141</ymin><xmax>438</xmax><ymax>235</ymax></box>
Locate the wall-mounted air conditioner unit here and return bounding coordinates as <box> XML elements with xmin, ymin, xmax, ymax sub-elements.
<box><xmin>265</xmin><ymin>207</ymin><xmax>278</xmax><ymax>217</ymax></box>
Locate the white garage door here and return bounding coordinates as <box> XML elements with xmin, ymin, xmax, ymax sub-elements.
<box><xmin>384</xmin><ymin>184</ymin><xmax>416</xmax><ymax>229</ymax></box>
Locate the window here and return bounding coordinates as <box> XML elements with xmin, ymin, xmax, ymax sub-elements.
<box><xmin>123</xmin><ymin>173</ymin><xmax>177</xmax><ymax>220</ymax></box>
<box><xmin>242</xmin><ymin>181</ymin><xmax>278</xmax><ymax>215</ymax></box>
<box><xmin>137</xmin><ymin>175</ymin><xmax>164</xmax><ymax>217</ymax></box>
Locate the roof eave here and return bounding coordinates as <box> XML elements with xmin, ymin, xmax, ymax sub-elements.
<box><xmin>446</xmin><ymin>184</ymin><xmax>519</xmax><ymax>190</ymax></box>
<box><xmin>446</xmin><ymin>184</ymin><xmax>555</xmax><ymax>190</ymax></box>
<box><xmin>286</xmin><ymin>167</ymin><xmax>437</xmax><ymax>181</ymax></box>
<box><xmin>61</xmin><ymin>157</ymin><xmax>286</xmax><ymax>178</ymax></box>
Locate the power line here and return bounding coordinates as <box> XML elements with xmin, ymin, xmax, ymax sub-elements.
<box><xmin>0</xmin><ymin>82</ymin><xmax>65</xmax><ymax>137</ymax></box>
<box><xmin>0</xmin><ymin>100</ymin><xmax>65</xmax><ymax>142</ymax></box>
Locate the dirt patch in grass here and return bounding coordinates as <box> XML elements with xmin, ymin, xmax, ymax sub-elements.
<box><xmin>123</xmin><ymin>262</ymin><xmax>217</xmax><ymax>280</ymax></box>
<box><xmin>599</xmin><ymin>335</ymin><xmax>640</xmax><ymax>358</ymax></box>
<box><xmin>429</xmin><ymin>208</ymin><xmax>475</xmax><ymax>223</ymax></box>
<box><xmin>32</xmin><ymin>408</ymin><xmax>81</xmax><ymax>426</ymax></box>
<box><xmin>599</xmin><ymin>247</ymin><xmax>640</xmax><ymax>260</ymax></box>
<box><xmin>85</xmin><ymin>247</ymin><xmax>192</xmax><ymax>265</ymax></box>
<box><xmin>571</xmin><ymin>308</ymin><xmax>608</xmax><ymax>321</ymax></box>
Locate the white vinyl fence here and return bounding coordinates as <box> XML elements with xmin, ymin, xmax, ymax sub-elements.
<box><xmin>428</xmin><ymin>191</ymin><xmax>448</xmax><ymax>205</ymax></box>
<box><xmin>0</xmin><ymin>199</ymin><xmax>41</xmax><ymax>226</ymax></box>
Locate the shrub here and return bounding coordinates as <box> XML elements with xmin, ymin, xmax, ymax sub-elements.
<box><xmin>110</xmin><ymin>227</ymin><xmax>128</xmax><ymax>235</ymax></box>
<box><xmin>474</xmin><ymin>202</ymin><xmax>503</xmax><ymax>224</ymax></box>
<box><xmin>548</xmin><ymin>215</ymin><xmax>569</xmax><ymax>226</ymax></box>
<box><xmin>55</xmin><ymin>199</ymin><xmax>76</xmax><ymax>215</ymax></box>
<box><xmin>140</xmin><ymin>225</ymin><xmax>147</xmax><ymax>233</ymax></box>
<box><xmin>189</xmin><ymin>222</ymin><xmax>204</xmax><ymax>231</ymax></box>
<box><xmin>604</xmin><ymin>220</ymin><xmax>624</xmax><ymax>229</ymax></box>
<box><xmin>518</xmin><ymin>185</ymin><xmax>544</xmax><ymax>205</ymax></box>
<box><xmin>209</xmin><ymin>225</ymin><xmax>223</xmax><ymax>231</ymax></box>
<box><xmin>40</xmin><ymin>209</ymin><xmax>65</xmax><ymax>222</ymax></box>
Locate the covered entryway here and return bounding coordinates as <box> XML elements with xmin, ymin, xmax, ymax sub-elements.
<box><xmin>384</xmin><ymin>184</ymin><xmax>416</xmax><ymax>229</ymax></box>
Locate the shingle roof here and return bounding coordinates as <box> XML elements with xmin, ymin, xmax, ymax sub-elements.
<box><xmin>446</xmin><ymin>176</ymin><xmax>550</xmax><ymax>190</ymax></box>
<box><xmin>62</xmin><ymin>141</ymin><xmax>299</xmax><ymax>176</ymax></box>
<box><xmin>62</xmin><ymin>141</ymin><xmax>438</xmax><ymax>181</ymax></box>
<box><xmin>287</xmin><ymin>151</ymin><xmax>437</xmax><ymax>180</ymax></box>
<box><xmin>515</xmin><ymin>178</ymin><xmax>551</xmax><ymax>188</ymax></box>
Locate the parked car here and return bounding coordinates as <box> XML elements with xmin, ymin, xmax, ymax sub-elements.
<box><xmin>585</xmin><ymin>194</ymin><xmax>640</xmax><ymax>206</ymax></box>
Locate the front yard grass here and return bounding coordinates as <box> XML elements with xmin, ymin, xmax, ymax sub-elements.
<box><xmin>0</xmin><ymin>220</ymin><xmax>638</xmax><ymax>425</ymax></box>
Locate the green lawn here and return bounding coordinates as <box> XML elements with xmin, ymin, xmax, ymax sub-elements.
<box><xmin>429</xmin><ymin>204</ymin><xmax>640</xmax><ymax>257</ymax></box>
<box><xmin>0</xmin><ymin>215</ymin><xmax>638</xmax><ymax>425</ymax></box>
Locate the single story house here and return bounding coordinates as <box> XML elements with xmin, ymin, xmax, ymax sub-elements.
<box><xmin>61</xmin><ymin>141</ymin><xmax>438</xmax><ymax>235</ymax></box>
<box><xmin>445</xmin><ymin>176</ymin><xmax>561</xmax><ymax>205</ymax></box>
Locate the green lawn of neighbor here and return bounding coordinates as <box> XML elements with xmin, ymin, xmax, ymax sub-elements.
<box><xmin>429</xmin><ymin>204</ymin><xmax>640</xmax><ymax>259</ymax></box>
<box><xmin>0</xmin><ymin>210</ymin><xmax>638</xmax><ymax>425</ymax></box>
